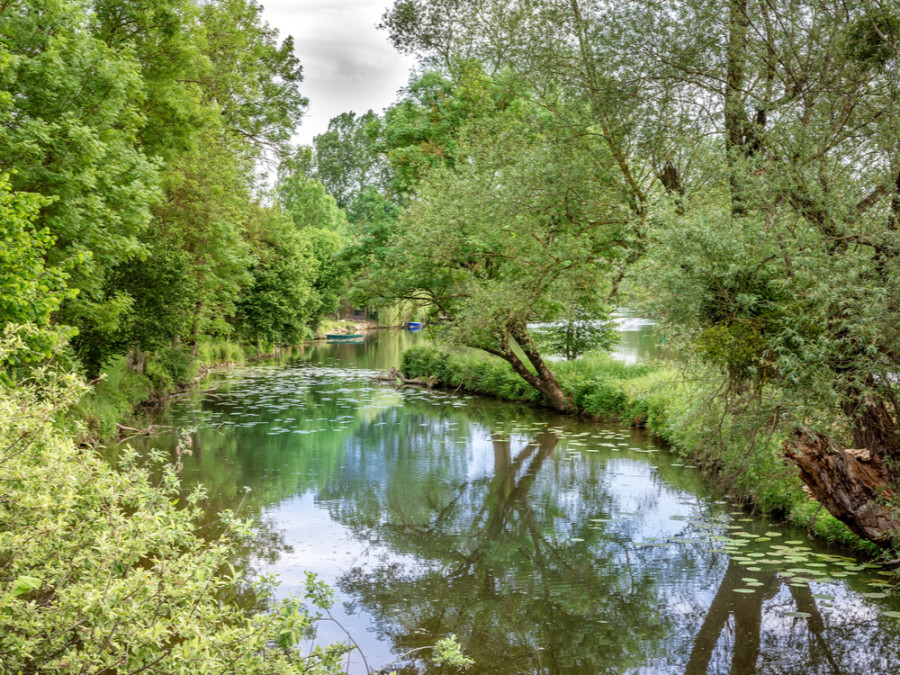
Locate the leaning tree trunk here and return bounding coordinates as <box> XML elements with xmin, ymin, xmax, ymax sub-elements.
<box><xmin>783</xmin><ymin>398</ymin><xmax>900</xmax><ymax>548</ymax></box>
<box><xmin>483</xmin><ymin>322</ymin><xmax>576</xmax><ymax>414</ymax></box>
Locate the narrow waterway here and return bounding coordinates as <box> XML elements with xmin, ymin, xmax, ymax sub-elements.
<box><xmin>142</xmin><ymin>329</ymin><xmax>900</xmax><ymax>674</ymax></box>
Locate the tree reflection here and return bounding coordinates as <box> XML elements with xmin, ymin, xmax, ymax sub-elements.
<box><xmin>685</xmin><ymin>560</ymin><xmax>853</xmax><ymax>675</ymax></box>
<box><xmin>337</xmin><ymin>428</ymin><xmax>667</xmax><ymax>673</ymax></box>
<box><xmin>134</xmin><ymin>340</ymin><xmax>900</xmax><ymax>674</ymax></box>
<box><xmin>685</xmin><ymin>561</ymin><xmax>780</xmax><ymax>674</ymax></box>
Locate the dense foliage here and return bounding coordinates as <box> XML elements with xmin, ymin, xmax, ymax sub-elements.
<box><xmin>0</xmin><ymin>328</ymin><xmax>352</xmax><ymax>673</ymax></box>
<box><xmin>0</xmin><ymin>0</ymin><xmax>347</xmax><ymax>378</ymax></box>
<box><xmin>0</xmin><ymin>1</ymin><xmax>357</xmax><ymax>669</ymax></box>
<box><xmin>375</xmin><ymin>0</ymin><xmax>900</xmax><ymax>548</ymax></box>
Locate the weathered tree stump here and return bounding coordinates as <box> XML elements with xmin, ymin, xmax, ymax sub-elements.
<box><xmin>784</xmin><ymin>429</ymin><xmax>900</xmax><ymax>547</ymax></box>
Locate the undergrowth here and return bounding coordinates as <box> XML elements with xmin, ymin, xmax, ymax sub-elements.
<box><xmin>72</xmin><ymin>338</ymin><xmax>268</xmax><ymax>442</ymax></box>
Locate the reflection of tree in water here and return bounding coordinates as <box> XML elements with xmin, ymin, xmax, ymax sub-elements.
<box><xmin>136</xmin><ymin>354</ymin><xmax>900</xmax><ymax>673</ymax></box>
<box><xmin>336</xmin><ymin>427</ymin><xmax>667</xmax><ymax>674</ymax></box>
<box><xmin>679</xmin><ymin>556</ymin><xmax>900</xmax><ymax>675</ymax></box>
<box><xmin>686</xmin><ymin>561</ymin><xmax>781</xmax><ymax>675</ymax></box>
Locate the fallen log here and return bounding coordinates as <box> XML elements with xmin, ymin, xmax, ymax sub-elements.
<box><xmin>115</xmin><ymin>423</ymin><xmax>176</xmax><ymax>445</ymax></box>
<box><xmin>374</xmin><ymin>367</ymin><xmax>439</xmax><ymax>388</ymax></box>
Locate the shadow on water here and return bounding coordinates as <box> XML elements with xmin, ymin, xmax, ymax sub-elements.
<box><xmin>138</xmin><ymin>329</ymin><xmax>900</xmax><ymax>674</ymax></box>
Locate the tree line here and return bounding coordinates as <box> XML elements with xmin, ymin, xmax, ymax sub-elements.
<box><xmin>1</xmin><ymin>0</ymin><xmax>350</xmax><ymax>380</ymax></box>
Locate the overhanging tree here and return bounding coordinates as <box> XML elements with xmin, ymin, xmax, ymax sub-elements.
<box><xmin>359</xmin><ymin>82</ymin><xmax>635</xmax><ymax>412</ymax></box>
<box><xmin>380</xmin><ymin>0</ymin><xmax>900</xmax><ymax>547</ymax></box>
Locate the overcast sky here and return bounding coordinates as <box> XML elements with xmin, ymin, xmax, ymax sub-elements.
<box><xmin>260</xmin><ymin>0</ymin><xmax>419</xmax><ymax>145</ymax></box>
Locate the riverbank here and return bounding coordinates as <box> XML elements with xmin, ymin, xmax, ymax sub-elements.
<box><xmin>71</xmin><ymin>340</ymin><xmax>272</xmax><ymax>442</ymax></box>
<box><xmin>72</xmin><ymin>321</ymin><xmax>379</xmax><ymax>443</ymax></box>
<box><xmin>399</xmin><ymin>344</ymin><xmax>882</xmax><ymax>555</ymax></box>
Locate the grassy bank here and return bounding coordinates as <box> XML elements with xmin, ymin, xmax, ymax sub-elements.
<box><xmin>70</xmin><ymin>339</ymin><xmax>296</xmax><ymax>442</ymax></box>
<box><xmin>400</xmin><ymin>344</ymin><xmax>878</xmax><ymax>554</ymax></box>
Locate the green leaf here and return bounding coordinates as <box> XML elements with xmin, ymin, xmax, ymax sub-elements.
<box><xmin>11</xmin><ymin>576</ymin><xmax>41</xmax><ymax>597</ymax></box>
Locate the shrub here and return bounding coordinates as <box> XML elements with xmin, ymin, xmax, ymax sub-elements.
<box><xmin>197</xmin><ymin>339</ymin><xmax>247</xmax><ymax>366</ymax></box>
<box><xmin>0</xmin><ymin>329</ymin><xmax>349</xmax><ymax>674</ymax></box>
<box><xmin>144</xmin><ymin>346</ymin><xmax>195</xmax><ymax>394</ymax></box>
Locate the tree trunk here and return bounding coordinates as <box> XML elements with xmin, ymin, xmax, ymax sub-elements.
<box><xmin>493</xmin><ymin>348</ymin><xmax>575</xmax><ymax>414</ymax></box>
<box><xmin>125</xmin><ymin>346</ymin><xmax>146</xmax><ymax>374</ymax></box>
<box><xmin>190</xmin><ymin>300</ymin><xmax>203</xmax><ymax>358</ymax></box>
<box><xmin>783</xmin><ymin>409</ymin><xmax>900</xmax><ymax>547</ymax></box>
<box><xmin>483</xmin><ymin>323</ymin><xmax>575</xmax><ymax>413</ymax></box>
<box><xmin>725</xmin><ymin>0</ymin><xmax>749</xmax><ymax>216</ymax></box>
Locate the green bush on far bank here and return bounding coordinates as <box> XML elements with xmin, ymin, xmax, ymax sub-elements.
<box><xmin>401</xmin><ymin>344</ymin><xmax>671</xmax><ymax>420</ymax></box>
<box><xmin>400</xmin><ymin>344</ymin><xmax>876</xmax><ymax>554</ymax></box>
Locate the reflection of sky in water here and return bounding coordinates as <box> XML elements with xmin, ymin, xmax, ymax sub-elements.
<box><xmin>261</xmin><ymin>493</ymin><xmax>412</xmax><ymax>670</ymax></box>
<box><xmin>531</xmin><ymin>315</ymin><xmax>667</xmax><ymax>364</ymax></box>
<box><xmin>149</xmin><ymin>331</ymin><xmax>900</xmax><ymax>674</ymax></box>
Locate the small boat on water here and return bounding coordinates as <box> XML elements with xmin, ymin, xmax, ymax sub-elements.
<box><xmin>408</xmin><ymin>322</ymin><xmax>423</xmax><ymax>331</ymax></box>
<box><xmin>326</xmin><ymin>333</ymin><xmax>365</xmax><ymax>341</ymax></box>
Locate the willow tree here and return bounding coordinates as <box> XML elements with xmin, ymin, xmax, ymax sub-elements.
<box><xmin>381</xmin><ymin>0</ymin><xmax>900</xmax><ymax>546</ymax></box>
<box><xmin>360</xmin><ymin>74</ymin><xmax>634</xmax><ymax>412</ymax></box>
<box><xmin>621</xmin><ymin>0</ymin><xmax>900</xmax><ymax>546</ymax></box>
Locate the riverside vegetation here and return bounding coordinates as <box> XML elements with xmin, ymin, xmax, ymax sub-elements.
<box><xmin>400</xmin><ymin>343</ymin><xmax>877</xmax><ymax>553</ymax></box>
<box><xmin>3</xmin><ymin>0</ymin><xmax>900</xmax><ymax>671</ymax></box>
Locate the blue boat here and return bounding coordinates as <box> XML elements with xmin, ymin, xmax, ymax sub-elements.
<box><xmin>408</xmin><ymin>322</ymin><xmax>423</xmax><ymax>331</ymax></box>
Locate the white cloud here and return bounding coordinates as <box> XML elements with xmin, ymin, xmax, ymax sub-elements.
<box><xmin>261</xmin><ymin>0</ymin><xmax>418</xmax><ymax>145</ymax></box>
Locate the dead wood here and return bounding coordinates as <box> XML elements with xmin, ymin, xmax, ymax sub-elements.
<box><xmin>375</xmin><ymin>367</ymin><xmax>439</xmax><ymax>388</ymax></box>
<box><xmin>784</xmin><ymin>429</ymin><xmax>900</xmax><ymax>547</ymax></box>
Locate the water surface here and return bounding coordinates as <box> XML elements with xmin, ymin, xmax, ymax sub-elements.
<box><xmin>144</xmin><ymin>330</ymin><xmax>900</xmax><ymax>674</ymax></box>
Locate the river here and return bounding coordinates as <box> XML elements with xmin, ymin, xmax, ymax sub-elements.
<box><xmin>141</xmin><ymin>328</ymin><xmax>900</xmax><ymax>674</ymax></box>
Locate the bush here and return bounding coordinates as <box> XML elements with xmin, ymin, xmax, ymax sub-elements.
<box><xmin>401</xmin><ymin>344</ymin><xmax>450</xmax><ymax>380</ymax></box>
<box><xmin>144</xmin><ymin>346</ymin><xmax>196</xmax><ymax>393</ymax></box>
<box><xmin>0</xmin><ymin>329</ymin><xmax>349</xmax><ymax>674</ymax></box>
<box><xmin>197</xmin><ymin>339</ymin><xmax>247</xmax><ymax>366</ymax></box>
<box><xmin>401</xmin><ymin>344</ymin><xmax>662</xmax><ymax>415</ymax></box>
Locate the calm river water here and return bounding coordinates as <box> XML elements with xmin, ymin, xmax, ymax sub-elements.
<box><xmin>143</xmin><ymin>329</ymin><xmax>900</xmax><ymax>674</ymax></box>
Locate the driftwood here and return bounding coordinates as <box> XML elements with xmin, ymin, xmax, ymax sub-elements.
<box><xmin>157</xmin><ymin>384</ymin><xmax>222</xmax><ymax>401</ymax></box>
<box><xmin>374</xmin><ymin>367</ymin><xmax>439</xmax><ymax>388</ymax></box>
<box><xmin>116</xmin><ymin>423</ymin><xmax>176</xmax><ymax>445</ymax></box>
<box><xmin>784</xmin><ymin>429</ymin><xmax>900</xmax><ymax>547</ymax></box>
